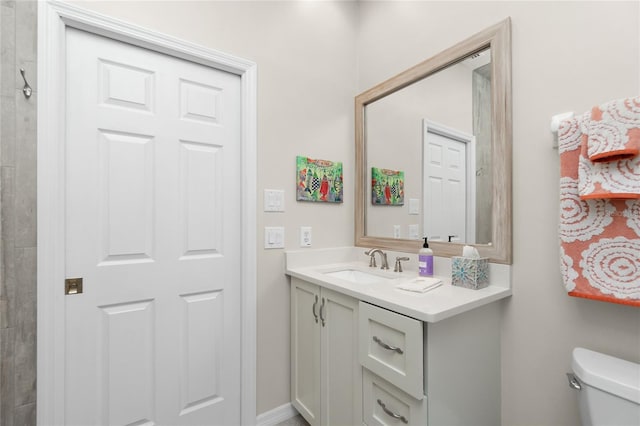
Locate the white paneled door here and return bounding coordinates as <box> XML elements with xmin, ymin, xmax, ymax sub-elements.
<box><xmin>64</xmin><ymin>28</ymin><xmax>241</xmax><ymax>425</ymax></box>
<box><xmin>423</xmin><ymin>128</ymin><xmax>468</xmax><ymax>243</ymax></box>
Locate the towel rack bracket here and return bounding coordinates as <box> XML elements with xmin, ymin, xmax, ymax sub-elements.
<box><xmin>550</xmin><ymin>111</ymin><xmax>575</xmax><ymax>149</ymax></box>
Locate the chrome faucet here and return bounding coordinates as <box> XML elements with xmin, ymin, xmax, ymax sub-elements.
<box><xmin>364</xmin><ymin>248</ymin><xmax>389</xmax><ymax>270</ymax></box>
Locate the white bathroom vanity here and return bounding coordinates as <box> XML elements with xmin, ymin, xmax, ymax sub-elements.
<box><xmin>286</xmin><ymin>247</ymin><xmax>512</xmax><ymax>426</ymax></box>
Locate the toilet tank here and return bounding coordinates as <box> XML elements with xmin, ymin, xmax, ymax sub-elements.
<box><xmin>571</xmin><ymin>347</ymin><xmax>640</xmax><ymax>426</ymax></box>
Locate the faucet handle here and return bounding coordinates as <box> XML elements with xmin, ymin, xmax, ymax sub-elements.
<box><xmin>394</xmin><ymin>256</ymin><xmax>410</xmax><ymax>273</ymax></box>
<box><xmin>364</xmin><ymin>250</ymin><xmax>377</xmax><ymax>267</ymax></box>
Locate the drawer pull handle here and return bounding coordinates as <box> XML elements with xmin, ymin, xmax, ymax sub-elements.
<box><xmin>377</xmin><ymin>399</ymin><xmax>408</xmax><ymax>424</ymax></box>
<box><xmin>319</xmin><ymin>297</ymin><xmax>326</xmax><ymax>327</ymax></box>
<box><xmin>312</xmin><ymin>295</ymin><xmax>319</xmax><ymax>323</ymax></box>
<box><xmin>373</xmin><ymin>336</ymin><xmax>403</xmax><ymax>354</ymax></box>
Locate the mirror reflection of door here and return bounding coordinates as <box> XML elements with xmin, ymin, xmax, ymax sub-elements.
<box><xmin>423</xmin><ymin>120</ymin><xmax>476</xmax><ymax>244</ymax></box>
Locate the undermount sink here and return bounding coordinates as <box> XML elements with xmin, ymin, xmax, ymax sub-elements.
<box><xmin>323</xmin><ymin>268</ymin><xmax>395</xmax><ymax>284</ymax></box>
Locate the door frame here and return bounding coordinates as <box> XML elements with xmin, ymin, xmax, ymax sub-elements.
<box><xmin>36</xmin><ymin>1</ymin><xmax>257</xmax><ymax>424</ymax></box>
<box><xmin>422</xmin><ymin>119</ymin><xmax>477</xmax><ymax>243</ymax></box>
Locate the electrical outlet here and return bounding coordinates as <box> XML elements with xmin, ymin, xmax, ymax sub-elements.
<box><xmin>393</xmin><ymin>225</ymin><xmax>401</xmax><ymax>239</ymax></box>
<box><xmin>408</xmin><ymin>224</ymin><xmax>420</xmax><ymax>240</ymax></box>
<box><xmin>300</xmin><ymin>226</ymin><xmax>312</xmax><ymax>247</ymax></box>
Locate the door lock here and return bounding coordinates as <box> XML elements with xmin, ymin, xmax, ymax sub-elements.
<box><xmin>65</xmin><ymin>278</ymin><xmax>83</xmax><ymax>295</ymax></box>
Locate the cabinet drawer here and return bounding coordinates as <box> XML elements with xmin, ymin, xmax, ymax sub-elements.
<box><xmin>359</xmin><ymin>302</ymin><xmax>423</xmax><ymax>400</ymax></box>
<box><xmin>363</xmin><ymin>369</ymin><xmax>427</xmax><ymax>426</ymax></box>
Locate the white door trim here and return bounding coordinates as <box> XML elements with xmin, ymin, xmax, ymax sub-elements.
<box><xmin>422</xmin><ymin>119</ymin><xmax>477</xmax><ymax>243</ymax></box>
<box><xmin>36</xmin><ymin>1</ymin><xmax>257</xmax><ymax>424</ymax></box>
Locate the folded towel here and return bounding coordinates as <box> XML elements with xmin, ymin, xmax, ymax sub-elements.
<box><xmin>576</xmin><ymin>97</ymin><xmax>640</xmax><ymax>200</ymax></box>
<box><xmin>586</xmin><ymin>97</ymin><xmax>640</xmax><ymax>162</ymax></box>
<box><xmin>396</xmin><ymin>277</ymin><xmax>442</xmax><ymax>293</ymax></box>
<box><xmin>578</xmin><ymin>140</ymin><xmax>640</xmax><ymax>199</ymax></box>
<box><xmin>558</xmin><ymin>117</ymin><xmax>640</xmax><ymax>307</ymax></box>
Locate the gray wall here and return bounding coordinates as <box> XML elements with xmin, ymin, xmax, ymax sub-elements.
<box><xmin>0</xmin><ymin>1</ymin><xmax>37</xmax><ymax>425</ymax></box>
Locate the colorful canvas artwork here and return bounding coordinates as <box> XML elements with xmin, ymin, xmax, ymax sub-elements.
<box><xmin>296</xmin><ymin>156</ymin><xmax>343</xmax><ymax>203</ymax></box>
<box><xmin>371</xmin><ymin>167</ymin><xmax>404</xmax><ymax>205</ymax></box>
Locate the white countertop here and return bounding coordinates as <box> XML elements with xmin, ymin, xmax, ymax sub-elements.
<box><xmin>285</xmin><ymin>247</ymin><xmax>512</xmax><ymax>323</ymax></box>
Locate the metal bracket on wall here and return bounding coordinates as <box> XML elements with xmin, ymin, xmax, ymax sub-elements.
<box><xmin>550</xmin><ymin>111</ymin><xmax>574</xmax><ymax>149</ymax></box>
<box><xmin>20</xmin><ymin>68</ymin><xmax>32</xmax><ymax>98</ymax></box>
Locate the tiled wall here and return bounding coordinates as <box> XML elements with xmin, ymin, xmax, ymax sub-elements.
<box><xmin>0</xmin><ymin>1</ymin><xmax>38</xmax><ymax>425</ymax></box>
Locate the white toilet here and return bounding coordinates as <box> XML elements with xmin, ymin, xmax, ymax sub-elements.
<box><xmin>568</xmin><ymin>347</ymin><xmax>640</xmax><ymax>426</ymax></box>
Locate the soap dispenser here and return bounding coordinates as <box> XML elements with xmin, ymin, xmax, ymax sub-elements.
<box><xmin>419</xmin><ymin>237</ymin><xmax>434</xmax><ymax>276</ymax></box>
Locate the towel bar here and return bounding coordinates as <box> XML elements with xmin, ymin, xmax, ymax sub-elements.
<box><xmin>550</xmin><ymin>112</ymin><xmax>574</xmax><ymax>148</ymax></box>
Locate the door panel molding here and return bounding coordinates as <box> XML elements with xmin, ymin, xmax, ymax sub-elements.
<box><xmin>37</xmin><ymin>1</ymin><xmax>257</xmax><ymax>424</ymax></box>
<box><xmin>422</xmin><ymin>119</ymin><xmax>476</xmax><ymax>244</ymax></box>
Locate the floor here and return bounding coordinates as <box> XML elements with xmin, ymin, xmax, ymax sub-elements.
<box><xmin>275</xmin><ymin>414</ymin><xmax>309</xmax><ymax>426</ymax></box>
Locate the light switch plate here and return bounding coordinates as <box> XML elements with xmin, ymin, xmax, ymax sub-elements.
<box><xmin>264</xmin><ymin>189</ymin><xmax>285</xmax><ymax>212</ymax></box>
<box><xmin>264</xmin><ymin>227</ymin><xmax>285</xmax><ymax>249</ymax></box>
<box><xmin>409</xmin><ymin>198</ymin><xmax>420</xmax><ymax>215</ymax></box>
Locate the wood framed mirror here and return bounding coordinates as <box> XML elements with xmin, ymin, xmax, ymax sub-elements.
<box><xmin>355</xmin><ymin>18</ymin><xmax>512</xmax><ymax>264</ymax></box>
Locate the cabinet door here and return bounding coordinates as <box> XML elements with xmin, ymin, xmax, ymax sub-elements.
<box><xmin>321</xmin><ymin>288</ymin><xmax>362</xmax><ymax>426</ymax></box>
<box><xmin>291</xmin><ymin>278</ymin><xmax>321</xmax><ymax>426</ymax></box>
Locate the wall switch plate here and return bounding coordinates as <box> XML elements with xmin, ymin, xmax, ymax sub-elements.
<box><xmin>393</xmin><ymin>225</ymin><xmax>401</xmax><ymax>239</ymax></box>
<box><xmin>264</xmin><ymin>189</ymin><xmax>285</xmax><ymax>212</ymax></box>
<box><xmin>300</xmin><ymin>226</ymin><xmax>312</xmax><ymax>247</ymax></box>
<box><xmin>409</xmin><ymin>198</ymin><xmax>420</xmax><ymax>215</ymax></box>
<box><xmin>264</xmin><ymin>227</ymin><xmax>285</xmax><ymax>249</ymax></box>
<box><xmin>408</xmin><ymin>224</ymin><xmax>420</xmax><ymax>240</ymax></box>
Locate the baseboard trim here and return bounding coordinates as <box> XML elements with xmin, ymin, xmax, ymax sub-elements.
<box><xmin>256</xmin><ymin>403</ymin><xmax>298</xmax><ymax>426</ymax></box>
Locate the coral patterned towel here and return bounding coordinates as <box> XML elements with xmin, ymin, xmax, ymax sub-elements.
<box><xmin>559</xmin><ymin>116</ymin><xmax>640</xmax><ymax>307</ymax></box>
<box><xmin>579</xmin><ymin>144</ymin><xmax>640</xmax><ymax>199</ymax></box>
<box><xmin>578</xmin><ymin>97</ymin><xmax>640</xmax><ymax>199</ymax></box>
<box><xmin>586</xmin><ymin>97</ymin><xmax>640</xmax><ymax>162</ymax></box>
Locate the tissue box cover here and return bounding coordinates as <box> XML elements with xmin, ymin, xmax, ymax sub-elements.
<box><xmin>451</xmin><ymin>256</ymin><xmax>489</xmax><ymax>289</ymax></box>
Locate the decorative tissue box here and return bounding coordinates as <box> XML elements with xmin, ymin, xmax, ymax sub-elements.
<box><xmin>451</xmin><ymin>256</ymin><xmax>489</xmax><ymax>290</ymax></box>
